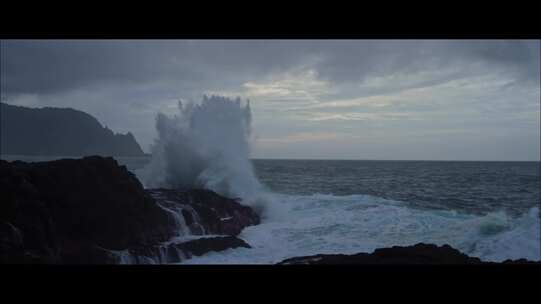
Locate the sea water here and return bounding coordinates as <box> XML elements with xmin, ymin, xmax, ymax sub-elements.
<box><xmin>3</xmin><ymin>154</ymin><xmax>539</xmax><ymax>263</ymax></box>
<box><xmin>179</xmin><ymin>159</ymin><xmax>540</xmax><ymax>264</ymax></box>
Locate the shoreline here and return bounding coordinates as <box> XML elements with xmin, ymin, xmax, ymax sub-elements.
<box><xmin>1</xmin><ymin>156</ymin><xmax>538</xmax><ymax>265</ymax></box>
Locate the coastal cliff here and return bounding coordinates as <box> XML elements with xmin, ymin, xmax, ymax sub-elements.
<box><xmin>0</xmin><ymin>102</ymin><xmax>144</xmax><ymax>156</ymax></box>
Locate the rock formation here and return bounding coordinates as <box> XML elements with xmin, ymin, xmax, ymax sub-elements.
<box><xmin>278</xmin><ymin>243</ymin><xmax>540</xmax><ymax>265</ymax></box>
<box><xmin>0</xmin><ymin>156</ymin><xmax>259</xmax><ymax>264</ymax></box>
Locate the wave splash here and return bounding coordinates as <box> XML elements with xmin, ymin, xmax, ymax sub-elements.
<box><xmin>181</xmin><ymin>193</ymin><xmax>540</xmax><ymax>264</ymax></box>
<box><xmin>142</xmin><ymin>95</ymin><xmax>272</xmax><ymax>215</ymax></box>
<box><xmin>138</xmin><ymin>95</ymin><xmax>539</xmax><ymax>263</ymax></box>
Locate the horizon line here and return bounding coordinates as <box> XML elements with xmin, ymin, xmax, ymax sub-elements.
<box><xmin>249</xmin><ymin>157</ymin><xmax>541</xmax><ymax>162</ymax></box>
<box><xmin>1</xmin><ymin>154</ymin><xmax>539</xmax><ymax>162</ymax></box>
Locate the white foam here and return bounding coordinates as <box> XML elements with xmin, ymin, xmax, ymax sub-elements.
<box><xmin>181</xmin><ymin>193</ymin><xmax>541</xmax><ymax>264</ymax></box>
<box><xmin>141</xmin><ymin>96</ymin><xmax>267</xmax><ymax>211</ymax></box>
<box><xmin>469</xmin><ymin>207</ymin><xmax>540</xmax><ymax>262</ymax></box>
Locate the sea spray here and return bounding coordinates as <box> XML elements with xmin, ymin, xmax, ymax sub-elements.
<box><xmin>142</xmin><ymin>95</ymin><xmax>280</xmax><ymax>218</ymax></box>
<box><xmin>181</xmin><ymin>194</ymin><xmax>540</xmax><ymax>264</ymax></box>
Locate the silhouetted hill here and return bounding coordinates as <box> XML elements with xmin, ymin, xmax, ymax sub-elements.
<box><xmin>0</xmin><ymin>103</ymin><xmax>144</xmax><ymax>156</ymax></box>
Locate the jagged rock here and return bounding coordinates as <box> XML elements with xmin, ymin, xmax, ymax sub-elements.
<box><xmin>148</xmin><ymin>188</ymin><xmax>260</xmax><ymax>236</ymax></box>
<box><xmin>277</xmin><ymin>243</ymin><xmax>539</xmax><ymax>264</ymax></box>
<box><xmin>0</xmin><ymin>156</ymin><xmax>174</xmax><ymax>255</ymax></box>
<box><xmin>119</xmin><ymin>236</ymin><xmax>251</xmax><ymax>264</ymax></box>
<box><xmin>175</xmin><ymin>236</ymin><xmax>251</xmax><ymax>257</ymax></box>
<box><xmin>0</xmin><ymin>222</ymin><xmax>26</xmax><ymax>263</ymax></box>
<box><xmin>501</xmin><ymin>258</ymin><xmax>541</xmax><ymax>264</ymax></box>
<box><xmin>0</xmin><ymin>156</ymin><xmax>260</xmax><ymax>264</ymax></box>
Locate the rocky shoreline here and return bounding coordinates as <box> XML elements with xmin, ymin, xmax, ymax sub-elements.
<box><xmin>278</xmin><ymin>243</ymin><xmax>539</xmax><ymax>265</ymax></box>
<box><xmin>0</xmin><ymin>156</ymin><xmax>259</xmax><ymax>264</ymax></box>
<box><xmin>1</xmin><ymin>156</ymin><xmax>538</xmax><ymax>265</ymax></box>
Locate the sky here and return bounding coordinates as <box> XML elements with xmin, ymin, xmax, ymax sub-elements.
<box><xmin>1</xmin><ymin>39</ymin><xmax>539</xmax><ymax>161</ymax></box>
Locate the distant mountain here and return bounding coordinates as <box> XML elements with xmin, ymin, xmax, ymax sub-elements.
<box><xmin>0</xmin><ymin>103</ymin><xmax>144</xmax><ymax>156</ymax></box>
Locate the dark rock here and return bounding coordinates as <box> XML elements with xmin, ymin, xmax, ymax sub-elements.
<box><xmin>501</xmin><ymin>258</ymin><xmax>540</xmax><ymax>265</ymax></box>
<box><xmin>59</xmin><ymin>239</ymin><xmax>119</xmax><ymax>264</ymax></box>
<box><xmin>148</xmin><ymin>188</ymin><xmax>261</xmax><ymax>236</ymax></box>
<box><xmin>370</xmin><ymin>243</ymin><xmax>483</xmax><ymax>264</ymax></box>
<box><xmin>277</xmin><ymin>243</ymin><xmax>540</xmax><ymax>265</ymax></box>
<box><xmin>0</xmin><ymin>156</ymin><xmax>177</xmax><ymax>263</ymax></box>
<box><xmin>182</xmin><ymin>209</ymin><xmax>194</xmax><ymax>226</ymax></box>
<box><xmin>0</xmin><ymin>156</ymin><xmax>259</xmax><ymax>264</ymax></box>
<box><xmin>122</xmin><ymin>236</ymin><xmax>251</xmax><ymax>264</ymax></box>
<box><xmin>0</xmin><ymin>222</ymin><xmax>25</xmax><ymax>263</ymax></box>
<box><xmin>175</xmin><ymin>236</ymin><xmax>251</xmax><ymax>257</ymax></box>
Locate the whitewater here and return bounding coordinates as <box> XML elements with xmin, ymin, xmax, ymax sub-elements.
<box><xmin>181</xmin><ymin>194</ymin><xmax>540</xmax><ymax>263</ymax></box>
<box><xmin>135</xmin><ymin>95</ymin><xmax>540</xmax><ymax>264</ymax></box>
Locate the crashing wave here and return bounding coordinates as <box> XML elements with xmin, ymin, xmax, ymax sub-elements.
<box><xmin>142</xmin><ymin>95</ymin><xmax>276</xmax><ymax>217</ymax></box>
<box><xmin>181</xmin><ymin>193</ymin><xmax>540</xmax><ymax>264</ymax></box>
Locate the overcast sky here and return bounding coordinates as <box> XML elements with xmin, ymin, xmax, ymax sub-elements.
<box><xmin>1</xmin><ymin>40</ymin><xmax>539</xmax><ymax>160</ymax></box>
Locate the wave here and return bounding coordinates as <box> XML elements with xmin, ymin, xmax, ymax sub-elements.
<box><xmin>134</xmin><ymin>95</ymin><xmax>539</xmax><ymax>264</ymax></box>
<box><xmin>181</xmin><ymin>193</ymin><xmax>540</xmax><ymax>264</ymax></box>
<box><xmin>140</xmin><ymin>95</ymin><xmax>274</xmax><ymax>216</ymax></box>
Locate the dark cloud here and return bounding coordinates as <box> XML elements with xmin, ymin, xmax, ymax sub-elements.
<box><xmin>0</xmin><ymin>40</ymin><xmax>307</xmax><ymax>96</ymax></box>
<box><xmin>1</xmin><ymin>40</ymin><xmax>538</xmax><ymax>96</ymax></box>
<box><xmin>1</xmin><ymin>40</ymin><xmax>205</xmax><ymax>95</ymax></box>
<box><xmin>314</xmin><ymin>40</ymin><xmax>540</xmax><ymax>84</ymax></box>
<box><xmin>1</xmin><ymin>40</ymin><xmax>538</xmax><ymax>160</ymax></box>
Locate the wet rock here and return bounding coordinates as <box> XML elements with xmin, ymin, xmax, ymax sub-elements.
<box><xmin>175</xmin><ymin>236</ymin><xmax>251</xmax><ymax>257</ymax></box>
<box><xmin>0</xmin><ymin>222</ymin><xmax>25</xmax><ymax>263</ymax></box>
<box><xmin>278</xmin><ymin>243</ymin><xmax>539</xmax><ymax>264</ymax></box>
<box><xmin>120</xmin><ymin>236</ymin><xmax>251</xmax><ymax>264</ymax></box>
<box><xmin>0</xmin><ymin>156</ymin><xmax>259</xmax><ymax>264</ymax></box>
<box><xmin>1</xmin><ymin>156</ymin><xmax>174</xmax><ymax>252</ymax></box>
<box><xmin>148</xmin><ymin>188</ymin><xmax>260</xmax><ymax>236</ymax></box>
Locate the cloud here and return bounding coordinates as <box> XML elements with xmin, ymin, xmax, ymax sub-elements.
<box><xmin>257</xmin><ymin>131</ymin><xmax>349</xmax><ymax>144</ymax></box>
<box><xmin>1</xmin><ymin>40</ymin><xmax>539</xmax><ymax>160</ymax></box>
<box><xmin>243</xmin><ymin>68</ymin><xmax>330</xmax><ymax>100</ymax></box>
<box><xmin>2</xmin><ymin>40</ymin><xmax>538</xmax><ymax>97</ymax></box>
<box><xmin>299</xmin><ymin>112</ymin><xmax>419</xmax><ymax>122</ymax></box>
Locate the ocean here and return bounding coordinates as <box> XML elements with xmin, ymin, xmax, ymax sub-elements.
<box><xmin>3</xmin><ymin>155</ymin><xmax>540</xmax><ymax>263</ymax></box>
<box><xmin>180</xmin><ymin>159</ymin><xmax>541</xmax><ymax>264</ymax></box>
<box><xmin>254</xmin><ymin>159</ymin><xmax>540</xmax><ymax>217</ymax></box>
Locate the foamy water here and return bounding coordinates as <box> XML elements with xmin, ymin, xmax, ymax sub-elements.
<box><xmin>181</xmin><ymin>193</ymin><xmax>540</xmax><ymax>264</ymax></box>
